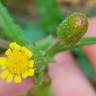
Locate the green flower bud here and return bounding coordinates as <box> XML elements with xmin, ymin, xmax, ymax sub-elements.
<box><xmin>57</xmin><ymin>12</ymin><xmax>88</xmax><ymax>47</ymax></box>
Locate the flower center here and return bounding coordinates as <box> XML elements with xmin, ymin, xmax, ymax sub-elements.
<box><xmin>7</xmin><ymin>50</ymin><xmax>29</xmax><ymax>75</ymax></box>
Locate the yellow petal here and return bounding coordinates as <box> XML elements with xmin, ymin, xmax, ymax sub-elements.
<box><xmin>5</xmin><ymin>49</ymin><xmax>12</xmax><ymax>56</ymax></box>
<box><xmin>28</xmin><ymin>69</ymin><xmax>34</xmax><ymax>77</ymax></box>
<box><xmin>9</xmin><ymin>42</ymin><xmax>20</xmax><ymax>50</ymax></box>
<box><xmin>21</xmin><ymin>47</ymin><xmax>32</xmax><ymax>58</ymax></box>
<box><xmin>6</xmin><ymin>73</ymin><xmax>13</xmax><ymax>83</ymax></box>
<box><xmin>0</xmin><ymin>57</ymin><xmax>7</xmax><ymax>70</ymax></box>
<box><xmin>28</xmin><ymin>60</ymin><xmax>34</xmax><ymax>68</ymax></box>
<box><xmin>14</xmin><ymin>75</ymin><xmax>22</xmax><ymax>83</ymax></box>
<box><xmin>0</xmin><ymin>57</ymin><xmax>6</xmax><ymax>64</ymax></box>
<box><xmin>22</xmin><ymin>71</ymin><xmax>29</xmax><ymax>79</ymax></box>
<box><xmin>1</xmin><ymin>70</ymin><xmax>9</xmax><ymax>79</ymax></box>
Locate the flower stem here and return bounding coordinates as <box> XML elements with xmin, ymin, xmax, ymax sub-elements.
<box><xmin>48</xmin><ymin>37</ymin><xmax>96</xmax><ymax>56</ymax></box>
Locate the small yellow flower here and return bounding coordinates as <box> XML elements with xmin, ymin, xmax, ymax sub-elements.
<box><xmin>0</xmin><ymin>42</ymin><xmax>34</xmax><ymax>83</ymax></box>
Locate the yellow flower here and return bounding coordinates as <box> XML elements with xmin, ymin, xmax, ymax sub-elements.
<box><xmin>0</xmin><ymin>42</ymin><xmax>34</xmax><ymax>83</ymax></box>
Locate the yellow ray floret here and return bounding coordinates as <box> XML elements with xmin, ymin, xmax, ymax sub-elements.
<box><xmin>0</xmin><ymin>42</ymin><xmax>34</xmax><ymax>84</ymax></box>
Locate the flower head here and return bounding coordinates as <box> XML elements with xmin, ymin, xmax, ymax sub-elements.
<box><xmin>57</xmin><ymin>12</ymin><xmax>88</xmax><ymax>47</ymax></box>
<box><xmin>0</xmin><ymin>42</ymin><xmax>34</xmax><ymax>83</ymax></box>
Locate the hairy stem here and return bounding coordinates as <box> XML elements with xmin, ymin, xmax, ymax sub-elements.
<box><xmin>48</xmin><ymin>37</ymin><xmax>96</xmax><ymax>56</ymax></box>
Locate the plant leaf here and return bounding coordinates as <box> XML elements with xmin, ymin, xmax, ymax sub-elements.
<box><xmin>73</xmin><ymin>49</ymin><xmax>94</xmax><ymax>79</ymax></box>
<box><xmin>36</xmin><ymin>35</ymin><xmax>53</xmax><ymax>52</ymax></box>
<box><xmin>0</xmin><ymin>1</ymin><xmax>29</xmax><ymax>45</ymax></box>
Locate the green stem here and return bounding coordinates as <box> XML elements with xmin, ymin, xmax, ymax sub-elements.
<box><xmin>48</xmin><ymin>37</ymin><xmax>96</xmax><ymax>56</ymax></box>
